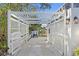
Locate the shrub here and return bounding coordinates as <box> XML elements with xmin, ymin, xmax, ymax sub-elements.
<box><xmin>73</xmin><ymin>48</ymin><xmax>79</xmax><ymax>56</ymax></box>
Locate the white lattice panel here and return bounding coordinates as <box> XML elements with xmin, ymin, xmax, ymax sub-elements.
<box><xmin>8</xmin><ymin>11</ymin><xmax>29</xmax><ymax>55</ymax></box>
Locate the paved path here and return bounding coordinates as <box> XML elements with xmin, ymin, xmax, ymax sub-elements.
<box><xmin>16</xmin><ymin>37</ymin><xmax>62</xmax><ymax>56</ymax></box>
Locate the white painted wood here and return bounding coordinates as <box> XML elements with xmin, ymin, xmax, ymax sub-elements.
<box><xmin>47</xmin><ymin>9</ymin><xmax>66</xmax><ymax>55</ymax></box>
<box><xmin>7</xmin><ymin>11</ymin><xmax>29</xmax><ymax>55</ymax></box>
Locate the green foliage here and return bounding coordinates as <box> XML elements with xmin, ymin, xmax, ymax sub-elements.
<box><xmin>73</xmin><ymin>48</ymin><xmax>79</xmax><ymax>56</ymax></box>
<box><xmin>29</xmin><ymin>24</ymin><xmax>42</xmax><ymax>33</ymax></box>
<box><xmin>0</xmin><ymin>3</ymin><xmax>22</xmax><ymax>55</ymax></box>
<box><xmin>29</xmin><ymin>24</ymin><xmax>47</xmax><ymax>37</ymax></box>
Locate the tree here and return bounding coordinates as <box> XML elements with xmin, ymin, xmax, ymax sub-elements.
<box><xmin>40</xmin><ymin>3</ymin><xmax>51</xmax><ymax>9</ymax></box>
<box><xmin>29</xmin><ymin>24</ymin><xmax>42</xmax><ymax>33</ymax></box>
<box><xmin>0</xmin><ymin>3</ymin><xmax>25</xmax><ymax>55</ymax></box>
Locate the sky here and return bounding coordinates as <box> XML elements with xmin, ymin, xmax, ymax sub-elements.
<box><xmin>50</xmin><ymin>3</ymin><xmax>64</xmax><ymax>12</ymax></box>
<box><xmin>40</xmin><ymin>3</ymin><xmax>64</xmax><ymax>27</ymax></box>
<box><xmin>32</xmin><ymin>3</ymin><xmax>64</xmax><ymax>12</ymax></box>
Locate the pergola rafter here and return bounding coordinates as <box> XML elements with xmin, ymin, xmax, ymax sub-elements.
<box><xmin>9</xmin><ymin>11</ymin><xmax>54</xmax><ymax>24</ymax></box>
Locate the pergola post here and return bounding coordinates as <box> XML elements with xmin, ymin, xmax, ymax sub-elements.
<box><xmin>7</xmin><ymin>10</ymin><xmax>12</xmax><ymax>55</ymax></box>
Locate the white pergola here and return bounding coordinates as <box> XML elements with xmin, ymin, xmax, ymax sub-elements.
<box><xmin>7</xmin><ymin>3</ymin><xmax>79</xmax><ymax>56</ymax></box>
<box><xmin>7</xmin><ymin>6</ymin><xmax>68</xmax><ymax>56</ymax></box>
<box><xmin>7</xmin><ymin>10</ymin><xmax>54</xmax><ymax>55</ymax></box>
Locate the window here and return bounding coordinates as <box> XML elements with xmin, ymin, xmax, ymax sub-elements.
<box><xmin>65</xmin><ymin>3</ymin><xmax>71</xmax><ymax>9</ymax></box>
<box><xmin>74</xmin><ymin>3</ymin><xmax>79</xmax><ymax>8</ymax></box>
<box><xmin>66</xmin><ymin>18</ymin><xmax>70</xmax><ymax>25</ymax></box>
<box><xmin>73</xmin><ymin>16</ymin><xmax>79</xmax><ymax>24</ymax></box>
